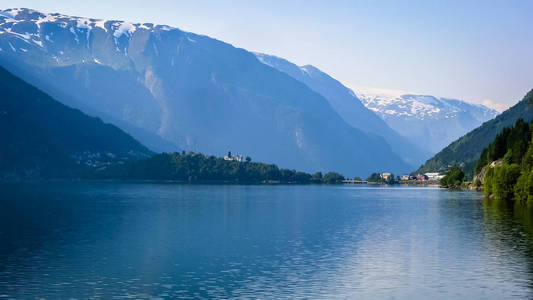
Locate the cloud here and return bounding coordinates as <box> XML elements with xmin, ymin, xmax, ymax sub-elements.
<box><xmin>481</xmin><ymin>99</ymin><xmax>508</xmax><ymax>112</ymax></box>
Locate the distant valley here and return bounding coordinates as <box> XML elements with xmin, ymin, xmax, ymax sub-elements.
<box><xmin>254</xmin><ymin>53</ymin><xmax>498</xmax><ymax>162</ymax></box>
<box><xmin>254</xmin><ymin>53</ymin><xmax>430</xmax><ymax>167</ymax></box>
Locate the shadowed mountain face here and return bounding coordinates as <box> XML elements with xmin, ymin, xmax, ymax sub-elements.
<box><xmin>0</xmin><ymin>65</ymin><xmax>152</xmax><ymax>179</ymax></box>
<box><xmin>254</xmin><ymin>53</ymin><xmax>431</xmax><ymax>167</ymax></box>
<box><xmin>0</xmin><ymin>8</ymin><xmax>411</xmax><ymax>176</ymax></box>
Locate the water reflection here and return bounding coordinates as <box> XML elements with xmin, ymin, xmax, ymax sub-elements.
<box><xmin>483</xmin><ymin>198</ymin><xmax>533</xmax><ymax>294</ymax></box>
<box><xmin>1</xmin><ymin>183</ymin><xmax>533</xmax><ymax>298</ymax></box>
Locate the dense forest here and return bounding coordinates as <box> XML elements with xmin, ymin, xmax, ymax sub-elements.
<box><xmin>475</xmin><ymin>119</ymin><xmax>531</xmax><ymax>174</ymax></box>
<box><xmin>417</xmin><ymin>89</ymin><xmax>533</xmax><ymax>179</ymax></box>
<box><xmin>476</xmin><ymin>119</ymin><xmax>533</xmax><ymax>204</ymax></box>
<box><xmin>439</xmin><ymin>167</ymin><xmax>465</xmax><ymax>188</ymax></box>
<box><xmin>98</xmin><ymin>152</ymin><xmax>345</xmax><ymax>184</ymax></box>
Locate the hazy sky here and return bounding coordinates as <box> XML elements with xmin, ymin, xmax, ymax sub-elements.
<box><xmin>2</xmin><ymin>0</ymin><xmax>532</xmax><ymax>111</ymax></box>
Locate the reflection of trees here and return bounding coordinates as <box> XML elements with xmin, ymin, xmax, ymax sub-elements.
<box><xmin>483</xmin><ymin>198</ymin><xmax>533</xmax><ymax>291</ymax></box>
<box><xmin>0</xmin><ymin>182</ymin><xmax>84</xmax><ymax>262</ymax></box>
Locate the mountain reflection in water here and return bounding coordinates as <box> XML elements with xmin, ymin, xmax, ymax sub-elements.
<box><xmin>0</xmin><ymin>182</ymin><xmax>533</xmax><ymax>299</ymax></box>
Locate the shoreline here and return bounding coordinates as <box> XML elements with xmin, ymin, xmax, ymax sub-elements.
<box><xmin>1</xmin><ymin>178</ymin><xmax>449</xmax><ymax>188</ymax></box>
<box><xmin>0</xmin><ymin>178</ymin><xmax>339</xmax><ymax>185</ymax></box>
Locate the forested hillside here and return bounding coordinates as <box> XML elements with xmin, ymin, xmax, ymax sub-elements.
<box><xmin>0</xmin><ymin>65</ymin><xmax>152</xmax><ymax>179</ymax></box>
<box><xmin>476</xmin><ymin>119</ymin><xmax>533</xmax><ymax>204</ymax></box>
<box><xmin>100</xmin><ymin>152</ymin><xmax>345</xmax><ymax>184</ymax></box>
<box><xmin>416</xmin><ymin>89</ymin><xmax>533</xmax><ymax>179</ymax></box>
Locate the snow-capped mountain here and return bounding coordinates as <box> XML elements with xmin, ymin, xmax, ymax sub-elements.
<box><xmin>255</xmin><ymin>53</ymin><xmax>431</xmax><ymax>167</ymax></box>
<box><xmin>0</xmin><ymin>8</ymin><xmax>412</xmax><ymax>176</ymax></box>
<box><xmin>355</xmin><ymin>88</ymin><xmax>499</xmax><ymax>153</ymax></box>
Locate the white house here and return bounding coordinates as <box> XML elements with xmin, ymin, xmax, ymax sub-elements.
<box><xmin>224</xmin><ymin>154</ymin><xmax>243</xmax><ymax>162</ymax></box>
<box><xmin>381</xmin><ymin>173</ymin><xmax>393</xmax><ymax>181</ymax></box>
<box><xmin>400</xmin><ymin>174</ymin><xmax>413</xmax><ymax>181</ymax></box>
<box><xmin>424</xmin><ymin>172</ymin><xmax>444</xmax><ymax>180</ymax></box>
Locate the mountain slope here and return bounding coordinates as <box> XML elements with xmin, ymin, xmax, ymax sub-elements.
<box><xmin>0</xmin><ymin>8</ymin><xmax>411</xmax><ymax>176</ymax></box>
<box><xmin>356</xmin><ymin>88</ymin><xmax>499</xmax><ymax>154</ymax></box>
<box><xmin>254</xmin><ymin>53</ymin><xmax>430</xmax><ymax>167</ymax></box>
<box><xmin>0</xmin><ymin>65</ymin><xmax>152</xmax><ymax>179</ymax></box>
<box><xmin>416</xmin><ymin>89</ymin><xmax>533</xmax><ymax>178</ymax></box>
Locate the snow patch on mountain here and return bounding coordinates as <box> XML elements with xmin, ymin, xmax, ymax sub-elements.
<box><xmin>186</xmin><ymin>35</ymin><xmax>196</xmax><ymax>43</ymax></box>
<box><xmin>0</xmin><ymin>8</ymin><xmax>148</xmax><ymax>51</ymax></box>
<box><xmin>0</xmin><ymin>8</ymin><xmax>21</xmax><ymax>19</ymax></box>
<box><xmin>112</xmin><ymin>22</ymin><xmax>136</xmax><ymax>38</ymax></box>
<box><xmin>255</xmin><ymin>53</ymin><xmax>272</xmax><ymax>67</ymax></box>
<box><xmin>4</xmin><ymin>28</ymin><xmax>31</xmax><ymax>41</ymax></box>
<box><xmin>354</xmin><ymin>87</ymin><xmax>499</xmax><ymax>153</ymax></box>
<box><xmin>355</xmin><ymin>87</ymin><xmax>498</xmax><ymax>121</ymax></box>
<box><xmin>92</xmin><ymin>20</ymin><xmax>108</xmax><ymax>32</ymax></box>
<box><xmin>76</xmin><ymin>18</ymin><xmax>91</xmax><ymax>30</ymax></box>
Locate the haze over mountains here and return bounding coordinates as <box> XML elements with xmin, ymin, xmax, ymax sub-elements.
<box><xmin>356</xmin><ymin>88</ymin><xmax>499</xmax><ymax>154</ymax></box>
<box><xmin>0</xmin><ymin>8</ymin><xmax>411</xmax><ymax>177</ymax></box>
<box><xmin>254</xmin><ymin>53</ymin><xmax>498</xmax><ymax>160</ymax></box>
<box><xmin>0</xmin><ymin>8</ymin><xmax>499</xmax><ymax>176</ymax></box>
<box><xmin>254</xmin><ymin>53</ymin><xmax>430</xmax><ymax>167</ymax></box>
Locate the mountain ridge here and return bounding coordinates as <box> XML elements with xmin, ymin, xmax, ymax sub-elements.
<box><xmin>355</xmin><ymin>87</ymin><xmax>499</xmax><ymax>153</ymax></box>
<box><xmin>254</xmin><ymin>52</ymin><xmax>430</xmax><ymax>167</ymax></box>
<box><xmin>0</xmin><ymin>8</ymin><xmax>411</xmax><ymax>176</ymax></box>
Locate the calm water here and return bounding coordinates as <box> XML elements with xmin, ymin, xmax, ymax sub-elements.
<box><xmin>1</xmin><ymin>182</ymin><xmax>533</xmax><ymax>299</ymax></box>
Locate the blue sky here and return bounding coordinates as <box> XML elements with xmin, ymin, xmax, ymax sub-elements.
<box><xmin>2</xmin><ymin>0</ymin><xmax>533</xmax><ymax>110</ymax></box>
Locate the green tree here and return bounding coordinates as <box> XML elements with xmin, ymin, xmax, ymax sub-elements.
<box><xmin>323</xmin><ymin>172</ymin><xmax>344</xmax><ymax>184</ymax></box>
<box><xmin>440</xmin><ymin>166</ymin><xmax>464</xmax><ymax>187</ymax></box>
<box><xmin>502</xmin><ymin>149</ymin><xmax>513</xmax><ymax>164</ymax></box>
<box><xmin>475</xmin><ymin>120</ymin><xmax>533</xmax><ymax>204</ymax></box>
<box><xmin>514</xmin><ymin>138</ymin><xmax>533</xmax><ymax>205</ymax></box>
<box><xmin>476</xmin><ymin>119</ymin><xmax>532</xmax><ymax>173</ymax></box>
<box><xmin>514</xmin><ymin>170</ymin><xmax>531</xmax><ymax>204</ymax></box>
<box><xmin>312</xmin><ymin>172</ymin><xmax>323</xmax><ymax>181</ymax></box>
<box><xmin>491</xmin><ymin>164</ymin><xmax>521</xmax><ymax>201</ymax></box>
<box><xmin>484</xmin><ymin>167</ymin><xmax>495</xmax><ymax>197</ymax></box>
<box><xmin>366</xmin><ymin>173</ymin><xmax>381</xmax><ymax>182</ymax></box>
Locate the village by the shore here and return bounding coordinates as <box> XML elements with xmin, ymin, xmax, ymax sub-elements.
<box><xmin>343</xmin><ymin>172</ymin><xmax>445</xmax><ymax>185</ymax></box>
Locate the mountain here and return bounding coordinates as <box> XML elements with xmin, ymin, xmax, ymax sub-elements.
<box><xmin>0</xmin><ymin>65</ymin><xmax>152</xmax><ymax>179</ymax></box>
<box><xmin>254</xmin><ymin>53</ymin><xmax>430</xmax><ymax>167</ymax></box>
<box><xmin>0</xmin><ymin>8</ymin><xmax>411</xmax><ymax>176</ymax></box>
<box><xmin>355</xmin><ymin>88</ymin><xmax>499</xmax><ymax>154</ymax></box>
<box><xmin>416</xmin><ymin>89</ymin><xmax>533</xmax><ymax>179</ymax></box>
